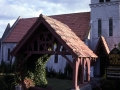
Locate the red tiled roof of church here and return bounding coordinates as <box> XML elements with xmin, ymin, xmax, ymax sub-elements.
<box><xmin>4</xmin><ymin>17</ymin><xmax>38</xmax><ymax>42</ymax></box>
<box><xmin>4</xmin><ymin>12</ymin><xmax>90</xmax><ymax>42</ymax></box>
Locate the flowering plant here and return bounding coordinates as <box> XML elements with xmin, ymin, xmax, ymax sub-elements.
<box><xmin>24</xmin><ymin>77</ymin><xmax>35</xmax><ymax>89</ymax></box>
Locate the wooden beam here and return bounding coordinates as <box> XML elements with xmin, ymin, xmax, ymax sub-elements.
<box><xmin>72</xmin><ymin>58</ymin><xmax>79</xmax><ymax>90</ymax></box>
<box><xmin>24</xmin><ymin>51</ymin><xmax>71</xmax><ymax>55</ymax></box>
<box><xmin>80</xmin><ymin>58</ymin><xmax>84</xmax><ymax>84</ymax></box>
<box><xmin>61</xmin><ymin>54</ymin><xmax>73</xmax><ymax>68</ymax></box>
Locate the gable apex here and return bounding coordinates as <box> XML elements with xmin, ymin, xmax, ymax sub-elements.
<box><xmin>11</xmin><ymin>14</ymin><xmax>97</xmax><ymax>58</ymax></box>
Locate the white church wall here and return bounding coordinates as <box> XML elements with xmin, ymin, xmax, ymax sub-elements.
<box><xmin>94</xmin><ymin>58</ymin><xmax>100</xmax><ymax>76</ymax></box>
<box><xmin>91</xmin><ymin>0</ymin><xmax>119</xmax><ymax>4</ymax></box>
<box><xmin>46</xmin><ymin>54</ymin><xmax>94</xmax><ymax>77</ymax></box>
<box><xmin>90</xmin><ymin>66</ymin><xmax>94</xmax><ymax>77</ymax></box>
<box><xmin>1</xmin><ymin>43</ymin><xmax>16</xmax><ymax>63</ymax></box>
<box><xmin>91</xmin><ymin>0</ymin><xmax>99</xmax><ymax>4</ymax></box>
<box><xmin>46</xmin><ymin>55</ymin><xmax>73</xmax><ymax>73</ymax></box>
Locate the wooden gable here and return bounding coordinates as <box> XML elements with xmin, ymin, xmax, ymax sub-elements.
<box><xmin>11</xmin><ymin>14</ymin><xmax>97</xmax><ymax>59</ymax></box>
<box><xmin>95</xmin><ymin>36</ymin><xmax>110</xmax><ymax>55</ymax></box>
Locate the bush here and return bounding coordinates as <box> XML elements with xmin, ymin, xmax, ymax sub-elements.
<box><xmin>64</xmin><ymin>63</ymin><xmax>73</xmax><ymax>80</ymax></box>
<box><xmin>46</xmin><ymin>67</ymin><xmax>56</xmax><ymax>78</ymax></box>
<box><xmin>24</xmin><ymin>77</ymin><xmax>35</xmax><ymax>89</ymax></box>
<box><xmin>0</xmin><ymin>60</ymin><xmax>15</xmax><ymax>73</ymax></box>
<box><xmin>0</xmin><ymin>74</ymin><xmax>15</xmax><ymax>90</ymax></box>
<box><xmin>34</xmin><ymin>54</ymin><xmax>50</xmax><ymax>88</ymax></box>
<box><xmin>56</xmin><ymin>70</ymin><xmax>66</xmax><ymax>79</ymax></box>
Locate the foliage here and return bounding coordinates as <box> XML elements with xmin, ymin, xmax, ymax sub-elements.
<box><xmin>46</xmin><ymin>67</ymin><xmax>67</xmax><ymax>79</ymax></box>
<box><xmin>24</xmin><ymin>77</ymin><xmax>35</xmax><ymax>89</ymax></box>
<box><xmin>0</xmin><ymin>60</ymin><xmax>6</xmax><ymax>73</ymax></box>
<box><xmin>0</xmin><ymin>60</ymin><xmax>15</xmax><ymax>73</ymax></box>
<box><xmin>46</xmin><ymin>67</ymin><xmax>56</xmax><ymax>78</ymax></box>
<box><xmin>118</xmin><ymin>42</ymin><xmax>120</xmax><ymax>50</ymax></box>
<box><xmin>0</xmin><ymin>60</ymin><xmax>16</xmax><ymax>90</ymax></box>
<box><xmin>23</xmin><ymin>71</ymin><xmax>35</xmax><ymax>89</ymax></box>
<box><xmin>64</xmin><ymin>63</ymin><xmax>73</xmax><ymax>80</ymax></box>
<box><xmin>14</xmin><ymin>54</ymin><xmax>51</xmax><ymax>88</ymax></box>
<box><xmin>26</xmin><ymin>71</ymin><xmax>34</xmax><ymax>80</ymax></box>
<box><xmin>14</xmin><ymin>54</ymin><xmax>27</xmax><ymax>85</ymax></box>
<box><xmin>46</xmin><ymin>63</ymin><xmax>72</xmax><ymax>80</ymax></box>
<box><xmin>0</xmin><ymin>74</ymin><xmax>15</xmax><ymax>90</ymax></box>
<box><xmin>34</xmin><ymin>54</ymin><xmax>50</xmax><ymax>88</ymax></box>
<box><xmin>56</xmin><ymin>70</ymin><xmax>66</xmax><ymax>79</ymax></box>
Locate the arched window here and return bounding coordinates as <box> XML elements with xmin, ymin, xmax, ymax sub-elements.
<box><xmin>99</xmin><ymin>0</ymin><xmax>110</xmax><ymax>3</ymax></box>
<box><xmin>99</xmin><ymin>0</ymin><xmax>104</xmax><ymax>2</ymax></box>
<box><xmin>7</xmin><ymin>48</ymin><xmax>10</xmax><ymax>61</ymax></box>
<box><xmin>98</xmin><ymin>19</ymin><xmax>102</xmax><ymax>37</ymax></box>
<box><xmin>54</xmin><ymin>55</ymin><xmax>58</xmax><ymax>63</ymax></box>
<box><xmin>106</xmin><ymin>0</ymin><xmax>110</xmax><ymax>2</ymax></box>
<box><xmin>109</xmin><ymin>18</ymin><xmax>113</xmax><ymax>36</ymax></box>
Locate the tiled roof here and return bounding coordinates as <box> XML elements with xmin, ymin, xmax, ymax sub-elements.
<box><xmin>4</xmin><ymin>12</ymin><xmax>90</xmax><ymax>42</ymax></box>
<box><xmin>11</xmin><ymin>14</ymin><xmax>97</xmax><ymax>58</ymax></box>
<box><xmin>1</xmin><ymin>23</ymin><xmax>10</xmax><ymax>42</ymax></box>
<box><xmin>101</xmin><ymin>36</ymin><xmax>110</xmax><ymax>54</ymax></box>
<box><xmin>42</xmin><ymin>15</ymin><xmax>97</xmax><ymax>57</ymax></box>
<box><xmin>95</xmin><ymin>36</ymin><xmax>110</xmax><ymax>54</ymax></box>
<box><xmin>4</xmin><ymin>17</ymin><xmax>38</xmax><ymax>42</ymax></box>
<box><xmin>50</xmin><ymin>12</ymin><xmax>90</xmax><ymax>40</ymax></box>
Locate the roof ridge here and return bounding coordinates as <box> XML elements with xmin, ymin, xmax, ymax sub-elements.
<box><xmin>2</xmin><ymin>16</ymin><xmax>21</xmax><ymax>43</ymax></box>
<box><xmin>42</xmin><ymin>15</ymin><xmax>97</xmax><ymax>57</ymax></box>
<box><xmin>20</xmin><ymin>17</ymin><xmax>38</xmax><ymax>20</ymax></box>
<box><xmin>49</xmin><ymin>11</ymin><xmax>90</xmax><ymax>17</ymax></box>
<box><xmin>1</xmin><ymin>23</ymin><xmax>10</xmax><ymax>43</ymax></box>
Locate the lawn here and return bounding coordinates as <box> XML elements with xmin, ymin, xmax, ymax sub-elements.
<box><xmin>47</xmin><ymin>78</ymin><xmax>73</xmax><ymax>90</ymax></box>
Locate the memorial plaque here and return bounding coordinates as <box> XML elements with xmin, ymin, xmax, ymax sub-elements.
<box><xmin>106</xmin><ymin>47</ymin><xmax>120</xmax><ymax>80</ymax></box>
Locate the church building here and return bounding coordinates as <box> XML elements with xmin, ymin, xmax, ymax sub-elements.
<box><xmin>0</xmin><ymin>0</ymin><xmax>120</xmax><ymax>89</ymax></box>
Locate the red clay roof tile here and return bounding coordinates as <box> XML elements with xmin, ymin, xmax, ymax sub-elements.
<box><xmin>4</xmin><ymin>12</ymin><xmax>90</xmax><ymax>42</ymax></box>
<box><xmin>4</xmin><ymin>17</ymin><xmax>38</xmax><ymax>42</ymax></box>
<box><xmin>43</xmin><ymin>15</ymin><xmax>97</xmax><ymax>57</ymax></box>
<box><xmin>95</xmin><ymin>36</ymin><xmax>110</xmax><ymax>54</ymax></box>
<box><xmin>11</xmin><ymin>14</ymin><xmax>97</xmax><ymax>58</ymax></box>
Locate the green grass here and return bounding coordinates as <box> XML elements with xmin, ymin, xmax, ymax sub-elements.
<box><xmin>47</xmin><ymin>78</ymin><xmax>72</xmax><ymax>90</ymax></box>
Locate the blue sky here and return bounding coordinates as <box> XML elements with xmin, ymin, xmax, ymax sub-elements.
<box><xmin>0</xmin><ymin>0</ymin><xmax>90</xmax><ymax>38</ymax></box>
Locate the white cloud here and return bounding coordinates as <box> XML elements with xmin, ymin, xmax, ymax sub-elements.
<box><xmin>0</xmin><ymin>0</ymin><xmax>90</xmax><ymax>38</ymax></box>
<box><xmin>0</xmin><ymin>19</ymin><xmax>15</xmax><ymax>37</ymax></box>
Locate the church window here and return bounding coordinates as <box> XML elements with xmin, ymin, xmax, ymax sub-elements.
<box><xmin>99</xmin><ymin>0</ymin><xmax>110</xmax><ymax>2</ymax></box>
<box><xmin>7</xmin><ymin>48</ymin><xmax>10</xmax><ymax>61</ymax></box>
<box><xmin>98</xmin><ymin>19</ymin><xmax>102</xmax><ymax>37</ymax></box>
<box><xmin>54</xmin><ymin>55</ymin><xmax>58</xmax><ymax>63</ymax></box>
<box><xmin>109</xmin><ymin>18</ymin><xmax>113</xmax><ymax>36</ymax></box>
<box><xmin>99</xmin><ymin>0</ymin><xmax>104</xmax><ymax>2</ymax></box>
<box><xmin>106</xmin><ymin>0</ymin><xmax>110</xmax><ymax>2</ymax></box>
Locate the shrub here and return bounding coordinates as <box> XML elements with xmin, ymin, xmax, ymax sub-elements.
<box><xmin>56</xmin><ymin>70</ymin><xmax>66</xmax><ymax>79</ymax></box>
<box><xmin>0</xmin><ymin>60</ymin><xmax>15</xmax><ymax>73</ymax></box>
<box><xmin>24</xmin><ymin>77</ymin><xmax>35</xmax><ymax>89</ymax></box>
<box><xmin>64</xmin><ymin>63</ymin><xmax>73</xmax><ymax>80</ymax></box>
<box><xmin>34</xmin><ymin>54</ymin><xmax>50</xmax><ymax>88</ymax></box>
<box><xmin>47</xmin><ymin>67</ymin><xmax>56</xmax><ymax>78</ymax></box>
<box><xmin>0</xmin><ymin>74</ymin><xmax>15</xmax><ymax>90</ymax></box>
